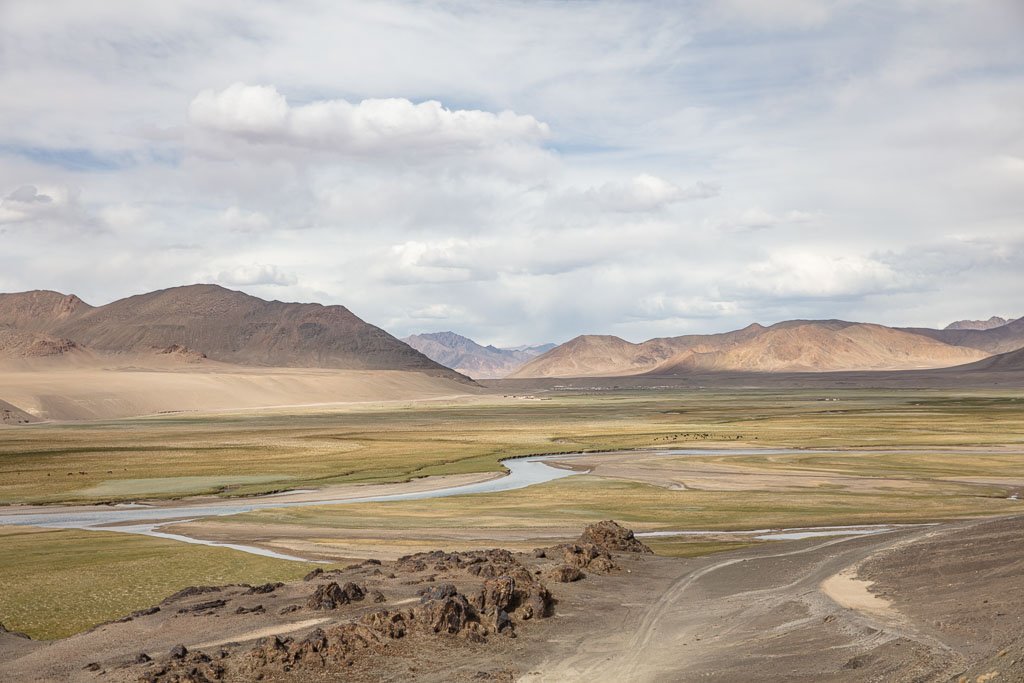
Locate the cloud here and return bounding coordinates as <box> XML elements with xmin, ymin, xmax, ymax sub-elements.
<box><xmin>0</xmin><ymin>1</ymin><xmax>1021</xmax><ymax>341</ymax></box>
<box><xmin>735</xmin><ymin>251</ymin><xmax>911</xmax><ymax>299</ymax></box>
<box><xmin>0</xmin><ymin>184</ymin><xmax>86</xmax><ymax>228</ymax></box>
<box><xmin>216</xmin><ymin>264</ymin><xmax>297</xmax><ymax>287</ymax></box>
<box><xmin>6</xmin><ymin>185</ymin><xmax>53</xmax><ymax>204</ymax></box>
<box><xmin>711</xmin><ymin>208</ymin><xmax>819</xmax><ymax>233</ymax></box>
<box><xmin>583</xmin><ymin>174</ymin><xmax>719</xmax><ymax>212</ymax></box>
<box><xmin>189</xmin><ymin>83</ymin><xmax>550</xmax><ymax>155</ymax></box>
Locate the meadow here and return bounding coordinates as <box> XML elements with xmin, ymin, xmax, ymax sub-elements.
<box><xmin>2</xmin><ymin>387</ymin><xmax>1024</xmax><ymax>638</ymax></box>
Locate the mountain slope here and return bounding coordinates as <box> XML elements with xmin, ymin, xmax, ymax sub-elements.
<box><xmin>952</xmin><ymin>346</ymin><xmax>1024</xmax><ymax>373</ymax></box>
<box><xmin>0</xmin><ymin>285</ymin><xmax>467</xmax><ymax>380</ymax></box>
<box><xmin>945</xmin><ymin>316</ymin><xmax>1010</xmax><ymax>331</ymax></box>
<box><xmin>902</xmin><ymin>317</ymin><xmax>1024</xmax><ymax>354</ymax></box>
<box><xmin>511</xmin><ymin>320</ymin><xmax>990</xmax><ymax>378</ymax></box>
<box><xmin>403</xmin><ymin>332</ymin><xmax>552</xmax><ymax>378</ymax></box>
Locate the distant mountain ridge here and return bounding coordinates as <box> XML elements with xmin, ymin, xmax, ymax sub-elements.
<box><xmin>945</xmin><ymin>316</ymin><xmax>1011</xmax><ymax>331</ymax></box>
<box><xmin>900</xmin><ymin>316</ymin><xmax>1024</xmax><ymax>355</ymax></box>
<box><xmin>0</xmin><ymin>285</ymin><xmax>467</xmax><ymax>381</ymax></box>
<box><xmin>510</xmin><ymin>318</ymin><xmax>1013</xmax><ymax>379</ymax></box>
<box><xmin>403</xmin><ymin>331</ymin><xmax>554</xmax><ymax>378</ymax></box>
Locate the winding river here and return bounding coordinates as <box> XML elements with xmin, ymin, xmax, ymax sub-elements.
<box><xmin>0</xmin><ymin>448</ymin><xmax>921</xmax><ymax>560</ymax></box>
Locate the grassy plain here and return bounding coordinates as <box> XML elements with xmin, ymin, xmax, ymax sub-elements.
<box><xmin>3</xmin><ymin>389</ymin><xmax>1024</xmax><ymax>505</ymax></box>
<box><xmin>3</xmin><ymin>388</ymin><xmax>1024</xmax><ymax>640</ymax></box>
<box><xmin>0</xmin><ymin>526</ymin><xmax>310</xmax><ymax>639</ymax></box>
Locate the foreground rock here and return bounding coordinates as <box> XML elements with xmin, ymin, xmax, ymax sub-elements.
<box><xmin>132</xmin><ymin>521</ymin><xmax>656</xmax><ymax>681</ymax></box>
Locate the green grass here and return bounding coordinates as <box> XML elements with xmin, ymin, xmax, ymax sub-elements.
<box><xmin>222</xmin><ymin>475</ymin><xmax>1020</xmax><ymax>533</ymax></box>
<box><xmin>0</xmin><ymin>527</ymin><xmax>312</xmax><ymax>639</ymax></box>
<box><xmin>3</xmin><ymin>388</ymin><xmax>1024</xmax><ymax>641</ymax></box>
<box><xmin>3</xmin><ymin>388</ymin><xmax>1024</xmax><ymax>504</ymax></box>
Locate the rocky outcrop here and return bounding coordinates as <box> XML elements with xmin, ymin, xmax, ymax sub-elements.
<box><xmin>306</xmin><ymin>582</ymin><xmax>366</xmax><ymax>610</ymax></box>
<box><xmin>578</xmin><ymin>520</ymin><xmax>653</xmax><ymax>554</ymax></box>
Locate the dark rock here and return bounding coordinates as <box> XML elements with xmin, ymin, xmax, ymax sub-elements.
<box><xmin>547</xmin><ymin>565</ymin><xmax>584</xmax><ymax>583</ymax></box>
<box><xmin>135</xmin><ymin>653</ymin><xmax>152</xmax><ymax>664</ymax></box>
<box><xmin>236</xmin><ymin>605</ymin><xmax>265</xmax><ymax>615</ymax></box>
<box><xmin>162</xmin><ymin>586</ymin><xmax>222</xmax><ymax>604</ymax></box>
<box><xmin>170</xmin><ymin>644</ymin><xmax>189</xmax><ymax>660</ymax></box>
<box><xmin>279</xmin><ymin>604</ymin><xmax>301</xmax><ymax>615</ymax></box>
<box><xmin>532</xmin><ymin>548</ymin><xmax>546</xmax><ymax>558</ymax></box>
<box><xmin>244</xmin><ymin>582</ymin><xmax>283</xmax><ymax>595</ymax></box>
<box><xmin>418</xmin><ymin>583</ymin><xmax>458</xmax><ymax>602</ymax></box>
<box><xmin>306</xmin><ymin>582</ymin><xmax>365</xmax><ymax>610</ymax></box>
<box><xmin>414</xmin><ymin>593</ymin><xmax>476</xmax><ymax>634</ymax></box>
<box><xmin>479</xmin><ymin>576</ymin><xmax>516</xmax><ymax>614</ymax></box>
<box><xmin>494</xmin><ymin>609</ymin><xmax>514</xmax><ymax>635</ymax></box>
<box><xmin>303</xmin><ymin>568</ymin><xmax>323</xmax><ymax>582</ymax></box>
<box><xmin>577</xmin><ymin>520</ymin><xmax>652</xmax><ymax>553</ymax></box>
<box><xmin>83</xmin><ymin>662</ymin><xmax>101</xmax><ymax>671</ymax></box>
<box><xmin>370</xmin><ymin>590</ymin><xmax>387</xmax><ymax>603</ymax></box>
<box><xmin>177</xmin><ymin>599</ymin><xmax>227</xmax><ymax>614</ymax></box>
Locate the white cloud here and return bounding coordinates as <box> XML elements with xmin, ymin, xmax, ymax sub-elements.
<box><xmin>584</xmin><ymin>175</ymin><xmax>719</xmax><ymax>212</ymax></box>
<box><xmin>216</xmin><ymin>264</ymin><xmax>297</xmax><ymax>287</ymax></box>
<box><xmin>189</xmin><ymin>83</ymin><xmax>550</xmax><ymax>155</ymax></box>
<box><xmin>736</xmin><ymin>252</ymin><xmax>910</xmax><ymax>299</ymax></box>
<box><xmin>0</xmin><ymin>185</ymin><xmax>85</xmax><ymax>228</ymax></box>
<box><xmin>0</xmin><ymin>1</ymin><xmax>1022</xmax><ymax>340</ymax></box>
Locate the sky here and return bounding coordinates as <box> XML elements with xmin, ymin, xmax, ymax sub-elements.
<box><xmin>0</xmin><ymin>0</ymin><xmax>1022</xmax><ymax>346</ymax></box>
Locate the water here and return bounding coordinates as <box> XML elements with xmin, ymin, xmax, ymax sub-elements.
<box><xmin>0</xmin><ymin>447</ymin><xmax>911</xmax><ymax>560</ymax></box>
<box><xmin>0</xmin><ymin>456</ymin><xmax>581</xmax><ymax>536</ymax></box>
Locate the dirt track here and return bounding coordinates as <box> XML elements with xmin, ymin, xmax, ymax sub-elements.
<box><xmin>521</xmin><ymin>517</ymin><xmax>1024</xmax><ymax>682</ymax></box>
<box><xmin>3</xmin><ymin>517</ymin><xmax>1022</xmax><ymax>682</ymax></box>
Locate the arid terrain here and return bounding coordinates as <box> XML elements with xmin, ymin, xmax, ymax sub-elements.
<box><xmin>3</xmin><ymin>287</ymin><xmax>1024</xmax><ymax>681</ymax></box>
<box><xmin>2</xmin><ymin>517</ymin><xmax>1022</xmax><ymax>682</ymax></box>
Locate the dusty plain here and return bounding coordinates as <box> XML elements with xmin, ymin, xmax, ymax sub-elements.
<box><xmin>2</xmin><ymin>385</ymin><xmax>1024</xmax><ymax>681</ymax></box>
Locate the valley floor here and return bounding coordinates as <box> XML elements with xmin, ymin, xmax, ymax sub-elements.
<box><xmin>2</xmin><ymin>386</ymin><xmax>1024</xmax><ymax>680</ymax></box>
<box><xmin>1</xmin><ymin>515</ymin><xmax>1021</xmax><ymax>682</ymax></box>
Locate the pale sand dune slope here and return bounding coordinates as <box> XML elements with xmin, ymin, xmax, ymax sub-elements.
<box><xmin>0</xmin><ymin>365</ymin><xmax>482</xmax><ymax>421</ymax></box>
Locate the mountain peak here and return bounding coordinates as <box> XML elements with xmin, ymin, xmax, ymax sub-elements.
<box><xmin>403</xmin><ymin>331</ymin><xmax>554</xmax><ymax>379</ymax></box>
<box><xmin>945</xmin><ymin>316</ymin><xmax>1010</xmax><ymax>331</ymax></box>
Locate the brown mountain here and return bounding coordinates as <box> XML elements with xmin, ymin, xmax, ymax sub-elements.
<box><xmin>953</xmin><ymin>346</ymin><xmax>1024</xmax><ymax>373</ymax></box>
<box><xmin>402</xmin><ymin>331</ymin><xmax>554</xmax><ymax>379</ymax></box>
<box><xmin>945</xmin><ymin>316</ymin><xmax>1010</xmax><ymax>331</ymax></box>
<box><xmin>0</xmin><ymin>285</ymin><xmax>466</xmax><ymax>379</ymax></box>
<box><xmin>510</xmin><ymin>320</ymin><xmax>990</xmax><ymax>379</ymax></box>
<box><xmin>901</xmin><ymin>317</ymin><xmax>1024</xmax><ymax>355</ymax></box>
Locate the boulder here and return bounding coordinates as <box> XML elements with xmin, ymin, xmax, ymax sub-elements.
<box><xmin>413</xmin><ymin>593</ymin><xmax>477</xmax><ymax>634</ymax></box>
<box><xmin>306</xmin><ymin>582</ymin><xmax>365</xmax><ymax>610</ymax></box>
<box><xmin>577</xmin><ymin>520</ymin><xmax>652</xmax><ymax>553</ymax></box>
<box><xmin>547</xmin><ymin>565</ymin><xmax>585</xmax><ymax>583</ymax></box>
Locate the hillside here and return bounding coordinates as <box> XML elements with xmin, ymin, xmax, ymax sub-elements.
<box><xmin>0</xmin><ymin>285</ymin><xmax>481</xmax><ymax>420</ymax></box>
<box><xmin>403</xmin><ymin>331</ymin><xmax>554</xmax><ymax>378</ymax></box>
<box><xmin>510</xmin><ymin>320</ymin><xmax>990</xmax><ymax>378</ymax></box>
<box><xmin>0</xmin><ymin>285</ymin><xmax>466</xmax><ymax>380</ymax></box>
<box><xmin>945</xmin><ymin>316</ymin><xmax>1010</xmax><ymax>331</ymax></box>
<box><xmin>903</xmin><ymin>317</ymin><xmax>1024</xmax><ymax>354</ymax></box>
<box><xmin>952</xmin><ymin>346</ymin><xmax>1024</xmax><ymax>373</ymax></box>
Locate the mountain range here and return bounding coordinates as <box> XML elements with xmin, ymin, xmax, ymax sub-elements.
<box><xmin>0</xmin><ymin>285</ymin><xmax>476</xmax><ymax>421</ymax></box>
<box><xmin>944</xmin><ymin>316</ymin><xmax>1011</xmax><ymax>331</ymax></box>
<box><xmin>509</xmin><ymin>318</ymin><xmax>1024</xmax><ymax>379</ymax></box>
<box><xmin>0</xmin><ymin>285</ymin><xmax>464</xmax><ymax>379</ymax></box>
<box><xmin>403</xmin><ymin>332</ymin><xmax>554</xmax><ymax>379</ymax></box>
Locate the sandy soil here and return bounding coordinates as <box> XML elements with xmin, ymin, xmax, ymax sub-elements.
<box><xmin>553</xmin><ymin>450</ymin><xmax>960</xmax><ymax>494</ymax></box>
<box><xmin>0</xmin><ymin>362</ymin><xmax>482</xmax><ymax>421</ymax></box>
<box><xmin>3</xmin><ymin>516</ymin><xmax>1023</xmax><ymax>682</ymax></box>
<box><xmin>820</xmin><ymin>568</ymin><xmax>899</xmax><ymax>620</ymax></box>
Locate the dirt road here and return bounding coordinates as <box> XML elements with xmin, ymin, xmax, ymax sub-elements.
<box><xmin>521</xmin><ymin>519</ymin><xmax>1021</xmax><ymax>682</ymax></box>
